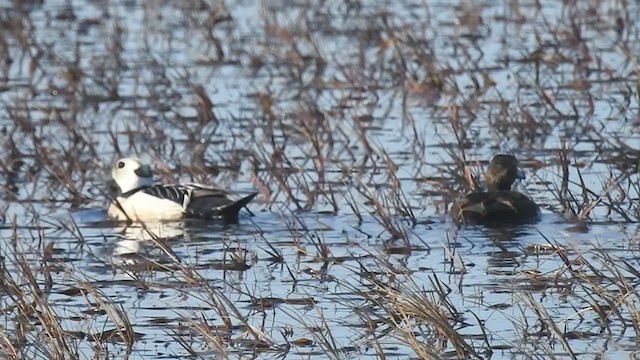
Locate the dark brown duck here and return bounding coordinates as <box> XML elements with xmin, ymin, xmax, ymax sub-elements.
<box><xmin>452</xmin><ymin>154</ymin><xmax>540</xmax><ymax>226</ymax></box>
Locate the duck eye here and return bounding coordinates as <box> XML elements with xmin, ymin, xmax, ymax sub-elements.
<box><xmin>117</xmin><ymin>161</ymin><xmax>125</xmax><ymax>169</ymax></box>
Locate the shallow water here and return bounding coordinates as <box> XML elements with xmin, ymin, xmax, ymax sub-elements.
<box><xmin>1</xmin><ymin>0</ymin><xmax>640</xmax><ymax>358</ymax></box>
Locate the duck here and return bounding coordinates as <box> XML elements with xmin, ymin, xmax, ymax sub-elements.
<box><xmin>452</xmin><ymin>154</ymin><xmax>540</xmax><ymax>226</ymax></box>
<box><xmin>107</xmin><ymin>157</ymin><xmax>257</xmax><ymax>223</ymax></box>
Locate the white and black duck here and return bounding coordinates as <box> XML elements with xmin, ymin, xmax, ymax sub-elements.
<box><xmin>108</xmin><ymin>157</ymin><xmax>257</xmax><ymax>223</ymax></box>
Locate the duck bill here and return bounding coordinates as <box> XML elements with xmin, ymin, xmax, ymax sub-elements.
<box><xmin>516</xmin><ymin>169</ymin><xmax>526</xmax><ymax>180</ymax></box>
<box><xmin>134</xmin><ymin>165</ymin><xmax>152</xmax><ymax>178</ymax></box>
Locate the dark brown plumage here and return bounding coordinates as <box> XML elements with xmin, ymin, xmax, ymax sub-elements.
<box><xmin>452</xmin><ymin>155</ymin><xmax>540</xmax><ymax>226</ymax></box>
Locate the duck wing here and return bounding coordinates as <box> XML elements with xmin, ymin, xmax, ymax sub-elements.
<box><xmin>183</xmin><ymin>184</ymin><xmax>258</xmax><ymax>222</ymax></box>
<box><xmin>138</xmin><ymin>184</ymin><xmax>192</xmax><ymax>207</ymax></box>
<box><xmin>458</xmin><ymin>191</ymin><xmax>539</xmax><ymax>225</ymax></box>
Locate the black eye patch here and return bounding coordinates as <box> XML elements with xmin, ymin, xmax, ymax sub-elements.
<box><xmin>118</xmin><ymin>161</ymin><xmax>125</xmax><ymax>169</ymax></box>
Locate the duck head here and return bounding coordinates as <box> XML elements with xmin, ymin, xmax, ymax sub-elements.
<box><xmin>111</xmin><ymin>157</ymin><xmax>153</xmax><ymax>193</ymax></box>
<box><xmin>485</xmin><ymin>154</ymin><xmax>526</xmax><ymax>191</ymax></box>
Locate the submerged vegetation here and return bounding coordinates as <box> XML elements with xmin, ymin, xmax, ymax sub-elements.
<box><xmin>0</xmin><ymin>0</ymin><xmax>639</xmax><ymax>359</ymax></box>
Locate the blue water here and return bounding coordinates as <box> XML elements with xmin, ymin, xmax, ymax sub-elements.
<box><xmin>1</xmin><ymin>0</ymin><xmax>639</xmax><ymax>358</ymax></box>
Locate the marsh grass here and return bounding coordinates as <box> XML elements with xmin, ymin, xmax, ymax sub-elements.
<box><xmin>4</xmin><ymin>219</ymin><xmax>640</xmax><ymax>358</ymax></box>
<box><xmin>1</xmin><ymin>0</ymin><xmax>640</xmax><ymax>358</ymax></box>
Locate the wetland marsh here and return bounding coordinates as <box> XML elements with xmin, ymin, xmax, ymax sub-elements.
<box><xmin>0</xmin><ymin>0</ymin><xmax>640</xmax><ymax>359</ymax></box>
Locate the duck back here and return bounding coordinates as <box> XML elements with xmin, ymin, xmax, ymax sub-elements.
<box><xmin>454</xmin><ymin>190</ymin><xmax>540</xmax><ymax>226</ymax></box>
<box><xmin>186</xmin><ymin>191</ymin><xmax>258</xmax><ymax>223</ymax></box>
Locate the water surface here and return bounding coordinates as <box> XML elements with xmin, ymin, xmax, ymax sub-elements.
<box><xmin>1</xmin><ymin>0</ymin><xmax>640</xmax><ymax>358</ymax></box>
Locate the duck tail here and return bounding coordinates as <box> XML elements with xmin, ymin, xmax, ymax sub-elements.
<box><xmin>218</xmin><ymin>192</ymin><xmax>258</xmax><ymax>223</ymax></box>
